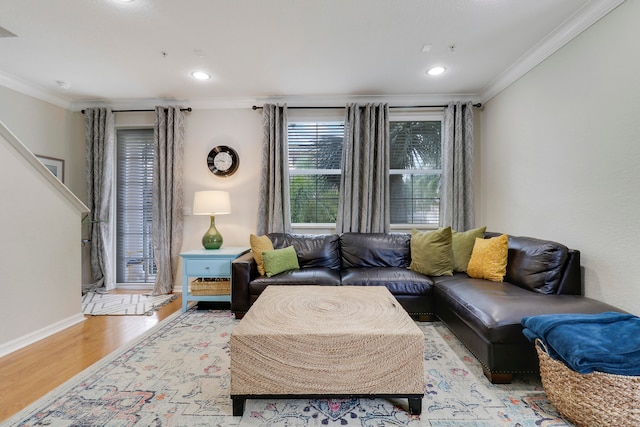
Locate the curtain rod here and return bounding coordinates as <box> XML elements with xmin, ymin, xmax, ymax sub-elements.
<box><xmin>251</xmin><ymin>103</ymin><xmax>481</xmax><ymax>110</ymax></box>
<box><xmin>81</xmin><ymin>107</ymin><xmax>192</xmax><ymax>114</ymax></box>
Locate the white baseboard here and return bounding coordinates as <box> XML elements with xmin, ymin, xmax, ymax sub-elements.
<box><xmin>0</xmin><ymin>313</ymin><xmax>86</xmax><ymax>358</ymax></box>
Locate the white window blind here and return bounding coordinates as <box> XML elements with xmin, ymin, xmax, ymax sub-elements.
<box><xmin>286</xmin><ymin>117</ymin><xmax>443</xmax><ymax>226</ymax></box>
<box><xmin>389</xmin><ymin>120</ymin><xmax>442</xmax><ymax>225</ymax></box>
<box><xmin>116</xmin><ymin>128</ymin><xmax>156</xmax><ymax>283</ymax></box>
<box><xmin>288</xmin><ymin>122</ymin><xmax>343</xmax><ymax>224</ymax></box>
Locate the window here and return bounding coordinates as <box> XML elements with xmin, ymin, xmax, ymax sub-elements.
<box><xmin>116</xmin><ymin>128</ymin><xmax>157</xmax><ymax>283</ymax></box>
<box><xmin>287</xmin><ymin>111</ymin><xmax>443</xmax><ymax>227</ymax></box>
<box><xmin>389</xmin><ymin>119</ymin><xmax>442</xmax><ymax>226</ymax></box>
<box><xmin>288</xmin><ymin>121</ymin><xmax>344</xmax><ymax>224</ymax></box>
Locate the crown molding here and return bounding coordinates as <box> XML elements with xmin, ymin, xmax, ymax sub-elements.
<box><xmin>72</xmin><ymin>98</ymin><xmax>191</xmax><ymax>112</ymax></box>
<box><xmin>0</xmin><ymin>71</ymin><xmax>73</xmax><ymax>110</ymax></box>
<box><xmin>248</xmin><ymin>94</ymin><xmax>482</xmax><ymax>109</ymax></box>
<box><xmin>480</xmin><ymin>0</ymin><xmax>626</xmax><ymax>103</ymax></box>
<box><xmin>73</xmin><ymin>93</ymin><xmax>482</xmax><ymax>112</ymax></box>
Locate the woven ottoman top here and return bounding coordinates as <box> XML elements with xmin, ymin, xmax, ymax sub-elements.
<box><xmin>231</xmin><ymin>285</ymin><xmax>425</xmax><ymax>395</ymax></box>
<box><xmin>235</xmin><ymin>285</ymin><xmax>419</xmax><ymax>335</ymax></box>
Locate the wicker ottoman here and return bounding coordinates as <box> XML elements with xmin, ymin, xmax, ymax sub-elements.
<box><xmin>230</xmin><ymin>285</ymin><xmax>425</xmax><ymax>416</ymax></box>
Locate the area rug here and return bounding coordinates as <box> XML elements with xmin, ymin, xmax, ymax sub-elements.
<box><xmin>81</xmin><ymin>291</ymin><xmax>177</xmax><ymax>315</ymax></box>
<box><xmin>4</xmin><ymin>309</ymin><xmax>573</xmax><ymax>427</ymax></box>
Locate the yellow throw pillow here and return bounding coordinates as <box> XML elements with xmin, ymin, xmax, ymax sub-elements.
<box><xmin>250</xmin><ymin>234</ymin><xmax>274</xmax><ymax>276</ymax></box>
<box><xmin>409</xmin><ymin>227</ymin><xmax>453</xmax><ymax>276</ymax></box>
<box><xmin>452</xmin><ymin>226</ymin><xmax>487</xmax><ymax>272</ymax></box>
<box><xmin>467</xmin><ymin>234</ymin><xmax>509</xmax><ymax>282</ymax></box>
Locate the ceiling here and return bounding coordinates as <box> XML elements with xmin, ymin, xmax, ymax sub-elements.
<box><xmin>0</xmin><ymin>0</ymin><xmax>624</xmax><ymax>110</ymax></box>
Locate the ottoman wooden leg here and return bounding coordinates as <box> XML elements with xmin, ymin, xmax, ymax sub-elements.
<box><xmin>232</xmin><ymin>396</ymin><xmax>245</xmax><ymax>416</ymax></box>
<box><xmin>408</xmin><ymin>396</ymin><xmax>422</xmax><ymax>415</ymax></box>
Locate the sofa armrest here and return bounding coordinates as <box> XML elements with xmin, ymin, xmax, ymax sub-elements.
<box><xmin>231</xmin><ymin>252</ymin><xmax>258</xmax><ymax>316</ymax></box>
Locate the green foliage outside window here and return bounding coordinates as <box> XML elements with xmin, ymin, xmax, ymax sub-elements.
<box><xmin>288</xmin><ymin>120</ymin><xmax>442</xmax><ymax>225</ymax></box>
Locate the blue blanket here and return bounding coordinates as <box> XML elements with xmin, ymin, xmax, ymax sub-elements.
<box><xmin>522</xmin><ymin>311</ymin><xmax>640</xmax><ymax>375</ymax></box>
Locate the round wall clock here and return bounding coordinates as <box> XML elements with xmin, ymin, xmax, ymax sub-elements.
<box><xmin>207</xmin><ymin>145</ymin><xmax>239</xmax><ymax>177</ymax></box>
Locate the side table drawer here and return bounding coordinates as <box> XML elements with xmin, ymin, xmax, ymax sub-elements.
<box><xmin>185</xmin><ymin>259</ymin><xmax>231</xmax><ymax>276</ymax></box>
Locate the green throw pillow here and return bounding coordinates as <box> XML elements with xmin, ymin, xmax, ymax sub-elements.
<box><xmin>452</xmin><ymin>226</ymin><xmax>487</xmax><ymax>272</ymax></box>
<box><xmin>262</xmin><ymin>245</ymin><xmax>300</xmax><ymax>277</ymax></box>
<box><xmin>409</xmin><ymin>227</ymin><xmax>453</xmax><ymax>276</ymax></box>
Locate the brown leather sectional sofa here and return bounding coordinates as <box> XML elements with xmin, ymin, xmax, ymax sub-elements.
<box><xmin>231</xmin><ymin>232</ymin><xmax>621</xmax><ymax>383</ymax></box>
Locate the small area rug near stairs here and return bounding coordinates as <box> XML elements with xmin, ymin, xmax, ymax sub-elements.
<box><xmin>81</xmin><ymin>291</ymin><xmax>176</xmax><ymax>315</ymax></box>
<box><xmin>4</xmin><ymin>308</ymin><xmax>573</xmax><ymax>426</ymax></box>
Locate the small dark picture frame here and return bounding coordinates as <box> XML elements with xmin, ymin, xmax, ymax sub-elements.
<box><xmin>36</xmin><ymin>154</ymin><xmax>65</xmax><ymax>183</ymax></box>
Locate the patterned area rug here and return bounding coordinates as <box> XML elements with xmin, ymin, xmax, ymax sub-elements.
<box><xmin>81</xmin><ymin>292</ymin><xmax>177</xmax><ymax>315</ymax></box>
<box><xmin>4</xmin><ymin>309</ymin><xmax>573</xmax><ymax>426</ymax></box>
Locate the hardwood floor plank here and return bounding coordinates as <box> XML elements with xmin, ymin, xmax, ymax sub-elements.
<box><xmin>0</xmin><ymin>293</ymin><xmax>183</xmax><ymax>422</ymax></box>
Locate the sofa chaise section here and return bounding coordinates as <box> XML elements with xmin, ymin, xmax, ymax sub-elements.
<box><xmin>433</xmin><ymin>235</ymin><xmax>622</xmax><ymax>383</ymax></box>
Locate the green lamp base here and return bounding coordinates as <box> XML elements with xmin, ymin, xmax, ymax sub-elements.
<box><xmin>202</xmin><ymin>215</ymin><xmax>223</xmax><ymax>249</ymax></box>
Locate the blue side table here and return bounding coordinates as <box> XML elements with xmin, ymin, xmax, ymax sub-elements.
<box><xmin>180</xmin><ymin>247</ymin><xmax>250</xmax><ymax>312</ymax></box>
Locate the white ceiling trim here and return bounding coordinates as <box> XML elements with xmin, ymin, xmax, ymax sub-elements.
<box><xmin>480</xmin><ymin>0</ymin><xmax>626</xmax><ymax>103</ymax></box>
<box><xmin>187</xmin><ymin>94</ymin><xmax>484</xmax><ymax>110</ymax></box>
<box><xmin>72</xmin><ymin>94</ymin><xmax>484</xmax><ymax>112</ymax></box>
<box><xmin>0</xmin><ymin>71</ymin><xmax>72</xmax><ymax>110</ymax></box>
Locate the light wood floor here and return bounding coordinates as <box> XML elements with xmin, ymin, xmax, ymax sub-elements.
<box><xmin>0</xmin><ymin>292</ymin><xmax>183</xmax><ymax>423</ymax></box>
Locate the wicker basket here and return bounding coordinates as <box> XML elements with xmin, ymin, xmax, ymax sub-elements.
<box><xmin>535</xmin><ymin>339</ymin><xmax>640</xmax><ymax>427</ymax></box>
<box><xmin>191</xmin><ymin>278</ymin><xmax>230</xmax><ymax>296</ymax></box>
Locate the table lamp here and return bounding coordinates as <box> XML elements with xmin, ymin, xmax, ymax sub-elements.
<box><xmin>193</xmin><ymin>190</ymin><xmax>231</xmax><ymax>249</ymax></box>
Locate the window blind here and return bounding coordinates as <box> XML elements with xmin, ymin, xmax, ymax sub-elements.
<box><xmin>288</xmin><ymin>122</ymin><xmax>343</xmax><ymax>170</ymax></box>
<box><xmin>389</xmin><ymin>121</ymin><xmax>442</xmax><ymax>225</ymax></box>
<box><xmin>288</xmin><ymin>122</ymin><xmax>343</xmax><ymax>223</ymax></box>
<box><xmin>116</xmin><ymin>128</ymin><xmax>156</xmax><ymax>283</ymax></box>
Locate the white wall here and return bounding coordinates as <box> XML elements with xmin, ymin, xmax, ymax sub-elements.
<box><xmin>182</xmin><ymin>109</ymin><xmax>263</xmax><ymax>250</ymax></box>
<box><xmin>0</xmin><ymin>123</ymin><xmax>87</xmax><ymax>356</ymax></box>
<box><xmin>115</xmin><ymin>109</ymin><xmax>264</xmax><ymax>289</ymax></box>
<box><xmin>0</xmin><ymin>87</ymin><xmax>92</xmax><ymax>286</ymax></box>
<box><xmin>0</xmin><ymin>87</ymin><xmax>86</xmax><ymax>199</ymax></box>
<box><xmin>479</xmin><ymin>0</ymin><xmax>639</xmax><ymax>315</ymax></box>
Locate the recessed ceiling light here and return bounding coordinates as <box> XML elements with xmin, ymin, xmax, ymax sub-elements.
<box><xmin>191</xmin><ymin>71</ymin><xmax>211</xmax><ymax>81</ymax></box>
<box><xmin>426</xmin><ymin>66</ymin><xmax>446</xmax><ymax>76</ymax></box>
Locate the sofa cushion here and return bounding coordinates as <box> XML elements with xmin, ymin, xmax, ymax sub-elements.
<box><xmin>452</xmin><ymin>226</ymin><xmax>487</xmax><ymax>272</ymax></box>
<box><xmin>262</xmin><ymin>245</ymin><xmax>300</xmax><ymax>277</ymax></box>
<box><xmin>268</xmin><ymin>233</ymin><xmax>341</xmax><ymax>270</ymax></box>
<box><xmin>409</xmin><ymin>227</ymin><xmax>453</xmax><ymax>276</ymax></box>
<box><xmin>341</xmin><ymin>267</ymin><xmax>433</xmax><ymax>295</ymax></box>
<box><xmin>250</xmin><ymin>268</ymin><xmax>342</xmax><ymax>295</ymax></box>
<box><xmin>467</xmin><ymin>234</ymin><xmax>509</xmax><ymax>282</ymax></box>
<box><xmin>250</xmin><ymin>234</ymin><xmax>274</xmax><ymax>276</ymax></box>
<box><xmin>340</xmin><ymin>233</ymin><xmax>411</xmax><ymax>268</ymax></box>
<box><xmin>505</xmin><ymin>236</ymin><xmax>569</xmax><ymax>294</ymax></box>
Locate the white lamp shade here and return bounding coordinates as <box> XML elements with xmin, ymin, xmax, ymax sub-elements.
<box><xmin>193</xmin><ymin>191</ymin><xmax>231</xmax><ymax>215</ymax></box>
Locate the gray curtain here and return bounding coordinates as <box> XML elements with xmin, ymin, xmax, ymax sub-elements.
<box><xmin>336</xmin><ymin>103</ymin><xmax>390</xmax><ymax>233</ymax></box>
<box><xmin>152</xmin><ymin>106</ymin><xmax>184</xmax><ymax>295</ymax></box>
<box><xmin>441</xmin><ymin>101</ymin><xmax>474</xmax><ymax>231</ymax></box>
<box><xmin>84</xmin><ymin>107</ymin><xmax>115</xmax><ymax>293</ymax></box>
<box><xmin>257</xmin><ymin>104</ymin><xmax>291</xmax><ymax>235</ymax></box>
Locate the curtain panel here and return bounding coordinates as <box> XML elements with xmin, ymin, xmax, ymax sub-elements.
<box><xmin>84</xmin><ymin>107</ymin><xmax>115</xmax><ymax>293</ymax></box>
<box><xmin>257</xmin><ymin>104</ymin><xmax>291</xmax><ymax>235</ymax></box>
<box><xmin>336</xmin><ymin>103</ymin><xmax>390</xmax><ymax>233</ymax></box>
<box><xmin>152</xmin><ymin>106</ymin><xmax>185</xmax><ymax>295</ymax></box>
<box><xmin>441</xmin><ymin>101</ymin><xmax>474</xmax><ymax>231</ymax></box>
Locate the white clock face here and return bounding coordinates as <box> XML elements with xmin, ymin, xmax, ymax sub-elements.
<box><xmin>214</xmin><ymin>152</ymin><xmax>233</xmax><ymax>171</ymax></box>
<box><xmin>208</xmin><ymin>145</ymin><xmax>239</xmax><ymax>177</ymax></box>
